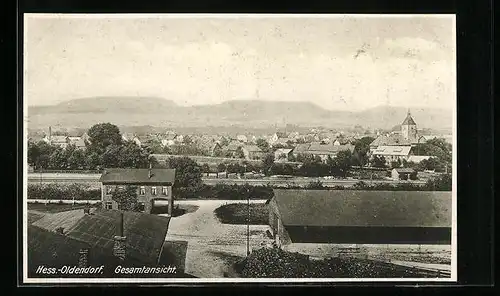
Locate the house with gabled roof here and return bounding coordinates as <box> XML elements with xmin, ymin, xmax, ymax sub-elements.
<box><xmin>371</xmin><ymin>145</ymin><xmax>413</xmax><ymax>165</ymax></box>
<box><xmin>274</xmin><ymin>148</ymin><xmax>293</xmax><ymax>162</ymax></box>
<box><xmin>293</xmin><ymin>143</ymin><xmax>354</xmax><ymax>163</ymax></box>
<box><xmin>242</xmin><ymin>145</ymin><xmax>264</xmax><ymax>160</ymax></box>
<box><xmin>27</xmin><ymin>208</ymin><xmax>190</xmax><ymax>277</ymax></box>
<box><xmin>99</xmin><ymin>167</ymin><xmax>176</xmax><ymax>215</ymax></box>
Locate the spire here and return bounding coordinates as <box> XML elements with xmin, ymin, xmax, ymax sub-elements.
<box><xmin>402</xmin><ymin>109</ymin><xmax>416</xmax><ymax>126</ymax></box>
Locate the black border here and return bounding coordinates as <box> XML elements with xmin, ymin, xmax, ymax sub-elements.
<box><xmin>15</xmin><ymin>0</ymin><xmax>494</xmax><ymax>289</ymax></box>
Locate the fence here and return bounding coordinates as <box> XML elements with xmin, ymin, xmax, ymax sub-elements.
<box><xmin>32</xmin><ymin>169</ymin><xmax>102</xmax><ymax>174</ymax></box>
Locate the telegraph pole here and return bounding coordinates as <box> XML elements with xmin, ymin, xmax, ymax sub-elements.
<box><xmin>247</xmin><ymin>187</ymin><xmax>250</xmax><ymax>256</ymax></box>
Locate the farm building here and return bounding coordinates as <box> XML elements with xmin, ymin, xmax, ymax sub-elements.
<box><xmin>28</xmin><ymin>209</ymin><xmax>174</xmax><ymax>277</ymax></box>
<box><xmin>99</xmin><ymin>167</ymin><xmax>176</xmax><ymax>215</ymax></box>
<box><xmin>267</xmin><ymin>189</ymin><xmax>452</xmax><ymax>248</ymax></box>
<box><xmin>391</xmin><ymin>168</ymin><xmax>418</xmax><ymax>181</ymax></box>
<box><xmin>242</xmin><ymin>145</ymin><xmax>265</xmax><ymax>160</ymax></box>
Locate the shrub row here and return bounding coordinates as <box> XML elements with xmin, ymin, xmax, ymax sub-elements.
<box><xmin>173</xmin><ymin>184</ymin><xmax>275</xmax><ymax>200</ymax></box>
<box><xmin>27</xmin><ymin>184</ymin><xmax>101</xmax><ymax>200</ymax></box>
<box><xmin>238</xmin><ymin>247</ymin><xmax>445</xmax><ymax>278</ymax></box>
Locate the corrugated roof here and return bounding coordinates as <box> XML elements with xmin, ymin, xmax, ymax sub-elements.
<box><xmin>372</xmin><ymin>145</ymin><xmax>412</xmax><ymax>156</ymax></box>
<box><xmin>99</xmin><ymin>168</ymin><xmax>176</xmax><ymax>184</ymax></box>
<box><xmin>272</xmin><ymin>189</ymin><xmax>451</xmax><ymax>228</ymax></box>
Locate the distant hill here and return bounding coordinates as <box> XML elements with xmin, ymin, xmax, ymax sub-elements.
<box><xmin>27</xmin><ymin>97</ymin><xmax>453</xmax><ymax>133</ymax></box>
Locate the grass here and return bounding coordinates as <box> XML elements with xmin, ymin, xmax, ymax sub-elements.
<box><xmin>214</xmin><ymin>203</ymin><xmax>268</xmax><ymax>225</ymax></box>
<box><xmin>28</xmin><ymin>212</ymin><xmax>45</xmax><ymax>224</ymax></box>
<box><xmin>27</xmin><ymin>203</ymin><xmax>99</xmax><ymax>213</ymax></box>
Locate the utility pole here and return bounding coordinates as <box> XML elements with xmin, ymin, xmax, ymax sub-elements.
<box><xmin>247</xmin><ymin>188</ymin><xmax>250</xmax><ymax>256</ymax></box>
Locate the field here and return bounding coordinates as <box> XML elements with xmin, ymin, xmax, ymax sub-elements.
<box><xmin>214</xmin><ymin>203</ymin><xmax>268</xmax><ymax>225</ymax></box>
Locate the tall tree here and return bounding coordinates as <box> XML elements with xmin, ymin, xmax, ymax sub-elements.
<box><xmin>255</xmin><ymin>138</ymin><xmax>270</xmax><ymax>153</ymax></box>
<box><xmin>235</xmin><ymin>146</ymin><xmax>245</xmax><ymax>159</ymax></box>
<box><xmin>353</xmin><ymin>136</ymin><xmax>375</xmax><ymax>167</ymax></box>
<box><xmin>112</xmin><ymin>186</ymin><xmax>139</xmax><ymax>211</ymax></box>
<box><xmin>335</xmin><ymin>150</ymin><xmax>353</xmax><ymax>178</ymax></box>
<box><xmin>262</xmin><ymin>153</ymin><xmax>275</xmax><ymax>176</ymax></box>
<box><xmin>118</xmin><ymin>141</ymin><xmax>150</xmax><ymax>168</ymax></box>
<box><xmin>165</xmin><ymin>157</ymin><xmax>203</xmax><ymax>189</ymax></box>
<box><xmin>87</xmin><ymin>123</ymin><xmax>123</xmax><ymax>154</ymax></box>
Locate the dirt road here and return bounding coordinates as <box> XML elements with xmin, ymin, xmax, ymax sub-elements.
<box><xmin>162</xmin><ymin>199</ymin><xmax>272</xmax><ymax>278</ymax></box>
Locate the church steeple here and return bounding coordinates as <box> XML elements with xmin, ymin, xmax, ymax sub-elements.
<box><xmin>402</xmin><ymin>109</ymin><xmax>417</xmax><ymax>126</ymax></box>
<box><xmin>401</xmin><ymin>108</ymin><xmax>418</xmax><ymax>142</ymax></box>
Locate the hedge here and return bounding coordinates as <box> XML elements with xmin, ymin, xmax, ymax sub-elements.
<box><xmin>27</xmin><ymin>184</ymin><xmax>101</xmax><ymax>200</ymax></box>
<box><xmin>238</xmin><ymin>247</ymin><xmax>446</xmax><ymax>278</ymax></box>
<box><xmin>173</xmin><ymin>184</ymin><xmax>275</xmax><ymax>200</ymax></box>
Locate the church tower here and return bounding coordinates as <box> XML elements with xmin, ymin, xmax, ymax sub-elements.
<box><xmin>401</xmin><ymin>109</ymin><xmax>418</xmax><ymax>143</ymax></box>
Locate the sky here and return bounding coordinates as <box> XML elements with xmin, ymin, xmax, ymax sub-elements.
<box><xmin>24</xmin><ymin>14</ymin><xmax>456</xmax><ymax>111</ymax></box>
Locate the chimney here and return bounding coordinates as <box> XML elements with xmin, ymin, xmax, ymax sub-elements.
<box><xmin>113</xmin><ymin>212</ymin><xmax>127</xmax><ymax>260</ymax></box>
<box><xmin>78</xmin><ymin>248</ymin><xmax>89</xmax><ymax>268</ymax></box>
<box><xmin>148</xmin><ymin>163</ymin><xmax>153</xmax><ymax>179</ymax></box>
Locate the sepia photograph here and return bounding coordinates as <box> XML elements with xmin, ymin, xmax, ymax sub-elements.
<box><xmin>22</xmin><ymin>14</ymin><xmax>457</xmax><ymax>283</ymax></box>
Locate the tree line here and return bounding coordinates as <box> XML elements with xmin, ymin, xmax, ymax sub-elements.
<box><xmin>28</xmin><ymin>123</ymin><xmax>153</xmax><ymax>171</ymax></box>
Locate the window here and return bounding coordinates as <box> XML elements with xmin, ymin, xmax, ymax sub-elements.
<box><xmin>105</xmin><ymin>201</ymin><xmax>113</xmax><ymax>210</ymax></box>
<box><xmin>137</xmin><ymin>202</ymin><xmax>145</xmax><ymax>212</ymax></box>
<box><xmin>139</xmin><ymin>186</ymin><xmax>146</xmax><ymax>195</ymax></box>
<box><xmin>151</xmin><ymin>186</ymin><xmax>157</xmax><ymax>195</ymax></box>
<box><xmin>106</xmin><ymin>186</ymin><xmax>113</xmax><ymax>195</ymax></box>
<box><xmin>118</xmin><ymin>186</ymin><xmax>124</xmax><ymax>190</ymax></box>
<box><xmin>162</xmin><ymin>186</ymin><xmax>168</xmax><ymax>196</ymax></box>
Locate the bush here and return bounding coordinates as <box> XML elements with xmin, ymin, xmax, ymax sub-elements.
<box><xmin>239</xmin><ymin>248</ymin><xmax>447</xmax><ymax>278</ymax></box>
<box><xmin>27</xmin><ymin>184</ymin><xmax>101</xmax><ymax>200</ymax></box>
<box><xmin>305</xmin><ymin>180</ymin><xmax>324</xmax><ymax>190</ymax></box>
<box><xmin>173</xmin><ymin>184</ymin><xmax>274</xmax><ymax>200</ymax></box>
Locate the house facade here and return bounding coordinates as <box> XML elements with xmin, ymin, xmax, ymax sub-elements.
<box><xmin>242</xmin><ymin>145</ymin><xmax>265</xmax><ymax>160</ymax></box>
<box><xmin>274</xmin><ymin>148</ymin><xmax>293</xmax><ymax>162</ymax></box>
<box><xmin>371</xmin><ymin>145</ymin><xmax>413</xmax><ymax>165</ymax></box>
<box><xmin>293</xmin><ymin>143</ymin><xmax>355</xmax><ymax>163</ymax></box>
<box><xmin>99</xmin><ymin>168</ymin><xmax>176</xmax><ymax>215</ymax></box>
<box><xmin>391</xmin><ymin>168</ymin><xmax>417</xmax><ymax>181</ymax></box>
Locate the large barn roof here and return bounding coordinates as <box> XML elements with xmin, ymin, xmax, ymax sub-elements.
<box><xmin>271</xmin><ymin>189</ymin><xmax>452</xmax><ymax>228</ymax></box>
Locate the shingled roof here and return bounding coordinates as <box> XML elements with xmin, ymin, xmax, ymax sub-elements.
<box><xmin>370</xmin><ymin>134</ymin><xmax>412</xmax><ymax>147</ymax></box>
<box><xmin>271</xmin><ymin>189</ymin><xmax>451</xmax><ymax>228</ymax></box>
<box><xmin>99</xmin><ymin>168</ymin><xmax>176</xmax><ymax>185</ymax></box>
<box><xmin>67</xmin><ymin>209</ymin><xmax>171</xmax><ymax>265</ymax></box>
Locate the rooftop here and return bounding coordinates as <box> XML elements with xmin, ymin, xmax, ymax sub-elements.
<box><xmin>99</xmin><ymin>168</ymin><xmax>176</xmax><ymax>184</ymax></box>
<box><xmin>372</xmin><ymin>145</ymin><xmax>412</xmax><ymax>156</ymax></box>
<box><xmin>243</xmin><ymin>145</ymin><xmax>263</xmax><ymax>152</ymax></box>
<box><xmin>271</xmin><ymin>189</ymin><xmax>452</xmax><ymax>228</ymax></box>
<box><xmin>31</xmin><ymin>209</ymin><xmax>171</xmax><ymax>266</ymax></box>
<box><xmin>402</xmin><ymin>112</ymin><xmax>417</xmax><ymax>126</ymax></box>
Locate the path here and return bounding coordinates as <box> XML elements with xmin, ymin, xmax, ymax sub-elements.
<box><xmin>162</xmin><ymin>199</ymin><xmax>272</xmax><ymax>278</ymax></box>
